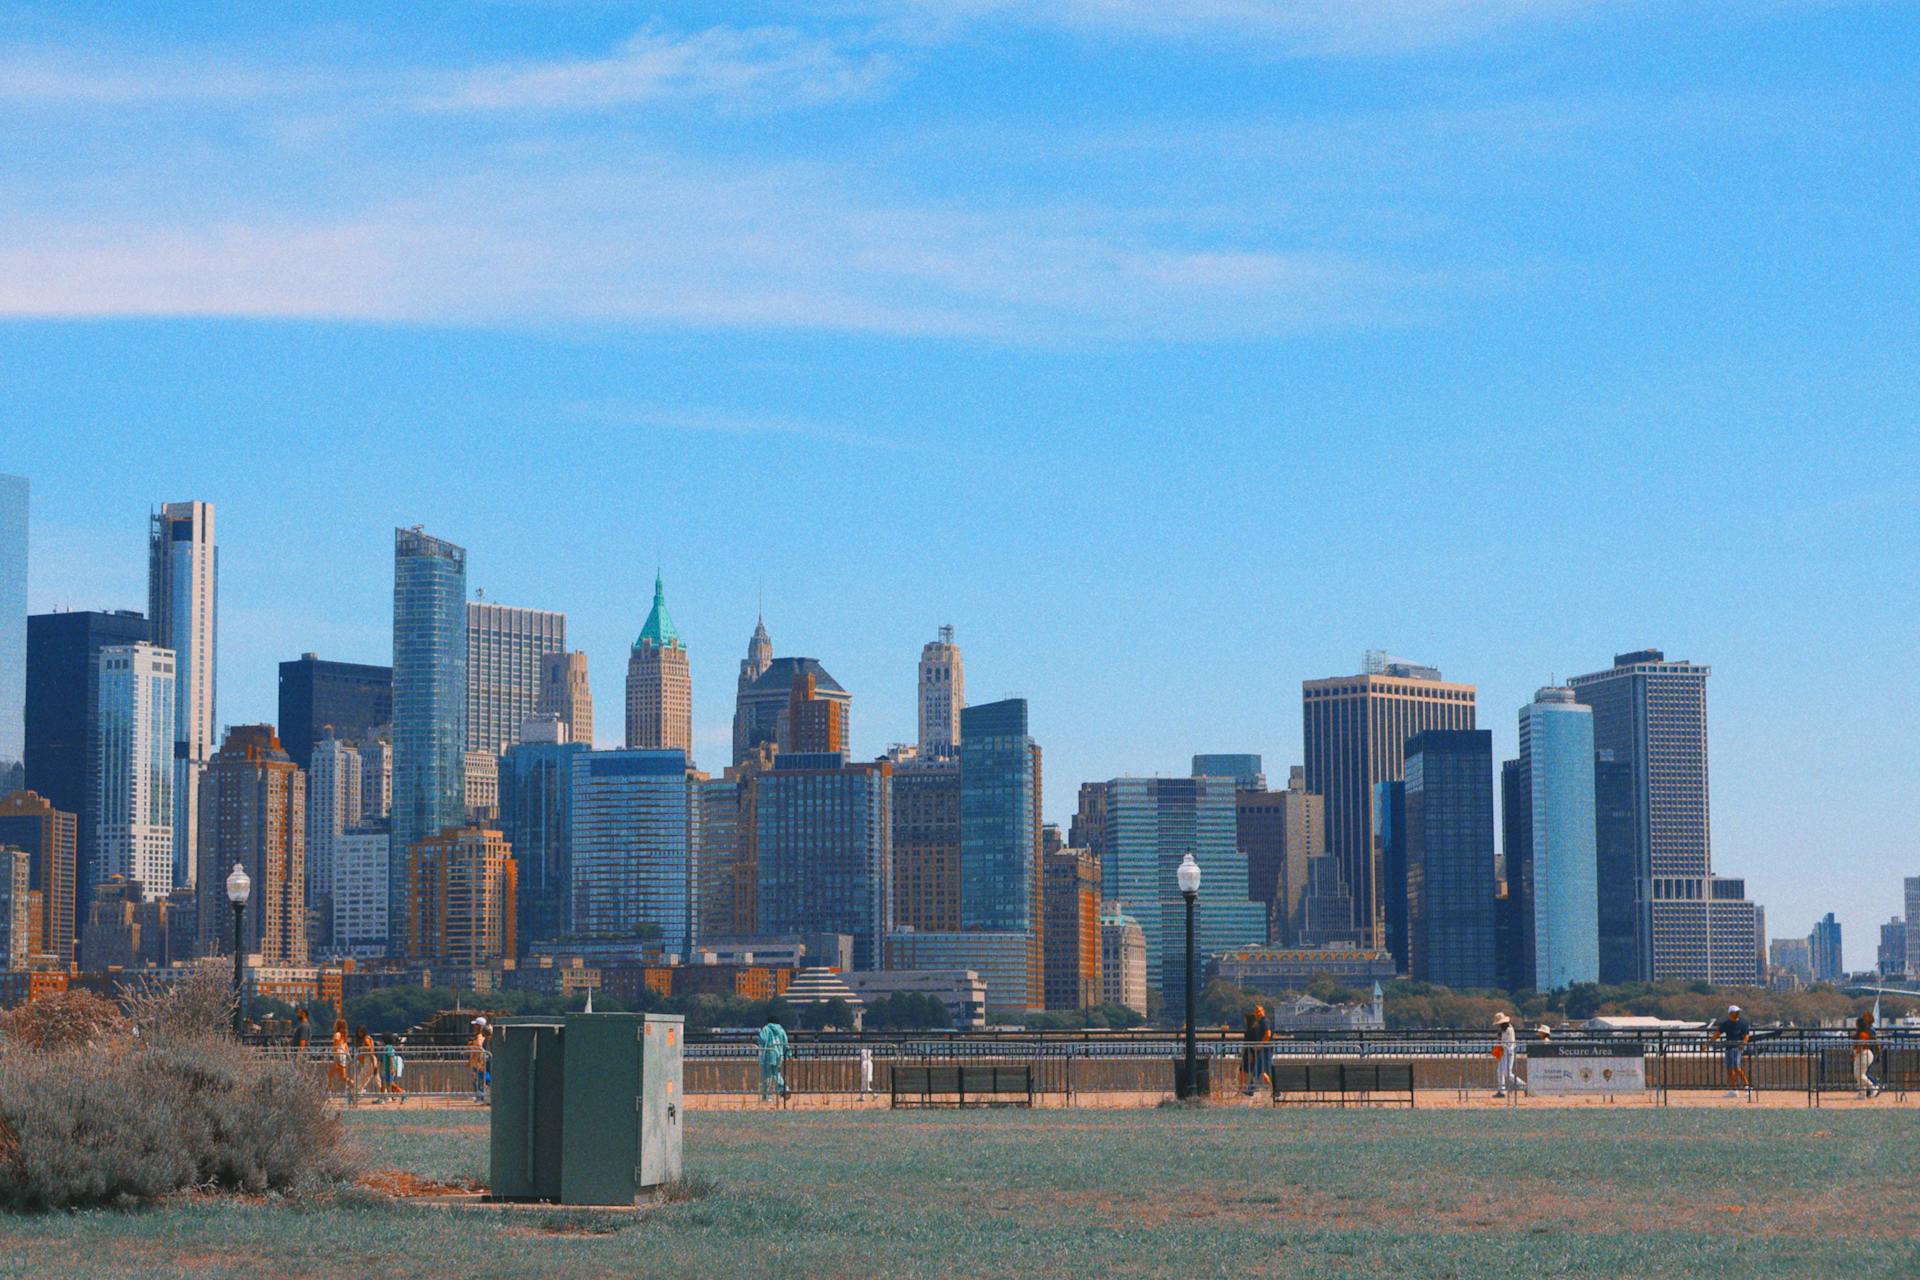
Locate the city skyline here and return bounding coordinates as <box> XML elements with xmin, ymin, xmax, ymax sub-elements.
<box><xmin>3</xmin><ymin>4</ymin><xmax>1917</xmax><ymax>971</ymax></box>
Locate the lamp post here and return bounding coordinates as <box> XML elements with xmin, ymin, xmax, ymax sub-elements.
<box><xmin>226</xmin><ymin>862</ymin><xmax>251</xmax><ymax>1039</ymax></box>
<box><xmin>1177</xmin><ymin>852</ymin><xmax>1201</xmax><ymax>1099</ymax></box>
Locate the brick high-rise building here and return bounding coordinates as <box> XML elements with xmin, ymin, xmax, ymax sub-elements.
<box><xmin>196</xmin><ymin>724</ymin><xmax>306</xmax><ymax>964</ymax></box>
<box><xmin>787</xmin><ymin>672</ymin><xmax>847</xmax><ymax>755</ymax></box>
<box><xmin>407</xmin><ymin>825</ymin><xmax>516</xmax><ymax>968</ymax></box>
<box><xmin>0</xmin><ymin>789</ymin><xmax>77</xmax><ymax>965</ymax></box>
<box><xmin>731</xmin><ymin>616</ymin><xmax>773</xmax><ymax>766</ymax></box>
<box><xmin>539</xmin><ymin>650</ymin><xmax>594</xmax><ymax>748</ymax></box>
<box><xmin>625</xmin><ymin>574</ymin><xmax>691</xmax><ymax>756</ymax></box>
<box><xmin>1303</xmin><ymin>654</ymin><xmax>1476</xmax><ymax>948</ymax></box>
<box><xmin>736</xmin><ymin>657</ymin><xmax>850</xmax><ymax>761</ymax></box>
<box><xmin>1042</xmin><ymin>847</ymin><xmax>1101</xmax><ymax>1011</ymax></box>
<box><xmin>890</xmin><ymin>751</ymin><xmax>961</xmax><ymax>933</ymax></box>
<box><xmin>1233</xmin><ymin>766</ymin><xmax>1323</xmax><ymax>945</ymax></box>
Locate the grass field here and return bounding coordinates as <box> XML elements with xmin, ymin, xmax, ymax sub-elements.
<box><xmin>1</xmin><ymin>1106</ymin><xmax>1915</xmax><ymax>1278</ymax></box>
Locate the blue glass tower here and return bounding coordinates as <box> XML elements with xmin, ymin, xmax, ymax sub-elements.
<box><xmin>755</xmin><ymin>752</ymin><xmax>890</xmax><ymax>970</ymax></box>
<box><xmin>1405</xmin><ymin>730</ymin><xmax>1497</xmax><ymax>988</ymax></box>
<box><xmin>1518</xmin><ymin>688</ymin><xmax>1599</xmax><ymax>989</ymax></box>
<box><xmin>569</xmin><ymin>749</ymin><xmax>693</xmax><ymax>955</ymax></box>
<box><xmin>499</xmin><ymin>737</ymin><xmax>588</xmax><ymax>951</ymax></box>
<box><xmin>958</xmin><ymin>698</ymin><xmax>1040</xmax><ymax>1011</ymax></box>
<box><xmin>391</xmin><ymin>527</ymin><xmax>467</xmax><ymax>956</ymax></box>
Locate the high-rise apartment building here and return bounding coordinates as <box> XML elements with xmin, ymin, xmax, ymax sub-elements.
<box><xmin>735</xmin><ymin>657</ymin><xmax>851</xmax><ymax>760</ymax></box>
<box><xmin>1303</xmin><ymin>655</ymin><xmax>1476</xmax><ymax>947</ymax></box>
<box><xmin>1877</xmin><ymin>917</ymin><xmax>1908</xmax><ymax>979</ymax></box>
<box><xmin>26</xmin><ymin>609</ymin><xmax>149</xmax><ymax>935</ymax></box>
<box><xmin>0</xmin><ymin>849</ymin><xmax>30</xmax><ymax>971</ymax></box>
<box><xmin>330</xmin><ymin>827</ymin><xmax>389</xmax><ymax>958</ymax></box>
<box><xmin>692</xmin><ymin>772</ymin><xmax>747</xmax><ymax>942</ymax></box>
<box><xmin>1233</xmin><ymin>766</ymin><xmax>1322</xmax><ymax>945</ymax></box>
<box><xmin>755</xmin><ymin>752</ymin><xmax>890</xmax><ymax>970</ymax></box>
<box><xmin>1568</xmin><ymin>649</ymin><xmax>1756</xmax><ymax>982</ymax></box>
<box><xmin>1099</xmin><ymin>903</ymin><xmax>1148</xmax><ymax>1016</ymax></box>
<box><xmin>1592</xmin><ymin>751</ymin><xmax>1638</xmax><ymax>984</ymax></box>
<box><xmin>624</xmin><ymin>575</ymin><xmax>690</xmax><ymax>755</ymax></box>
<box><xmin>147</xmin><ymin>501</ymin><xmax>216</xmax><ymax>892</ymax></box>
<box><xmin>304</xmin><ymin>734</ymin><xmax>360</xmax><ymax>949</ymax></box>
<box><xmin>1809</xmin><ymin>912</ymin><xmax>1843</xmax><ymax>982</ymax></box>
<box><xmin>1100</xmin><ymin>775</ymin><xmax>1266</xmax><ymax>1014</ymax></box>
<box><xmin>466</xmin><ymin>600</ymin><xmax>565</xmax><ymax>760</ymax></box>
<box><xmin>498</xmin><ymin>733</ymin><xmax>587</xmax><ymax>951</ymax></box>
<box><xmin>1905</xmin><ymin>878</ymin><xmax>1920</xmax><ymax>982</ymax></box>
<box><xmin>0</xmin><ymin>475</ymin><xmax>25</xmax><ymax>786</ymax></box>
<box><xmin>1510</xmin><ymin>689</ymin><xmax>1599</xmax><ymax>990</ymax></box>
<box><xmin>569</xmin><ymin>749</ymin><xmax>695</xmax><ymax>955</ymax></box>
<box><xmin>1042</xmin><ymin>847</ymin><xmax>1101</xmax><ymax>1011</ymax></box>
<box><xmin>1193</xmin><ymin>754</ymin><xmax>1267</xmax><ymax>791</ymax></box>
<box><xmin>538</xmin><ymin>650</ymin><xmax>594</xmax><ymax>748</ymax></box>
<box><xmin>359</xmin><ymin>736</ymin><xmax>392</xmax><ymax>824</ymax></box>
<box><xmin>391</xmin><ymin>527</ymin><xmax>468</xmax><ymax>955</ymax></box>
<box><xmin>917</xmin><ymin>626</ymin><xmax>964</xmax><ymax>757</ymax></box>
<box><xmin>94</xmin><ymin>643</ymin><xmax>176</xmax><ymax>903</ymax></box>
<box><xmin>890</xmin><ymin>751</ymin><xmax>961</xmax><ymax>933</ymax></box>
<box><xmin>406</xmin><ymin>826</ymin><xmax>515</xmax><ymax>969</ymax></box>
<box><xmin>1404</xmin><ymin>730</ymin><xmax>1498</xmax><ymax>989</ymax></box>
<box><xmin>194</xmin><ymin>724</ymin><xmax>305</xmax><ymax>964</ymax></box>
<box><xmin>786</xmin><ymin>672</ymin><xmax>847</xmax><ymax>755</ymax></box>
<box><xmin>959</xmin><ymin>699</ymin><xmax>1043</xmax><ymax>1012</ymax></box>
<box><xmin>731</xmin><ymin>616</ymin><xmax>773</xmax><ymax>766</ymax></box>
<box><xmin>276</xmin><ymin>654</ymin><xmax>391</xmax><ymax>773</ymax></box>
<box><xmin>0</xmin><ymin>789</ymin><xmax>77</xmax><ymax>965</ymax></box>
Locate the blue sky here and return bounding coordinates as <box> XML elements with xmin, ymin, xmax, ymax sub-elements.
<box><xmin>3</xmin><ymin>2</ymin><xmax>1916</xmax><ymax>969</ymax></box>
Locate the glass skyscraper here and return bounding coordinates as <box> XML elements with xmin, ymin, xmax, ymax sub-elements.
<box><xmin>1517</xmin><ymin>689</ymin><xmax>1599</xmax><ymax>990</ymax></box>
<box><xmin>958</xmin><ymin>699</ymin><xmax>1041</xmax><ymax>1012</ymax></box>
<box><xmin>147</xmin><ymin>500</ymin><xmax>216</xmax><ymax>893</ymax></box>
<box><xmin>755</xmin><ymin>752</ymin><xmax>890</xmax><ymax>970</ymax></box>
<box><xmin>391</xmin><ymin>527</ymin><xmax>468</xmax><ymax>955</ymax></box>
<box><xmin>93</xmin><ymin>643</ymin><xmax>176</xmax><ymax>900</ymax></box>
<box><xmin>499</xmin><ymin>737</ymin><xmax>587</xmax><ymax>951</ymax></box>
<box><xmin>0</xmin><ymin>475</ymin><xmax>25</xmax><ymax>783</ymax></box>
<box><xmin>1404</xmin><ymin>730</ymin><xmax>1497</xmax><ymax>989</ymax></box>
<box><xmin>568</xmin><ymin>749</ymin><xmax>693</xmax><ymax>955</ymax></box>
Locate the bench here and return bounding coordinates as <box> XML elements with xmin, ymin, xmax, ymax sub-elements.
<box><xmin>1270</xmin><ymin>1062</ymin><xmax>1415</xmax><ymax>1108</ymax></box>
<box><xmin>890</xmin><ymin>1065</ymin><xmax>1035</xmax><ymax>1109</ymax></box>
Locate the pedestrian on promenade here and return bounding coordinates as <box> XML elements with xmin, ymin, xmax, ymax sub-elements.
<box><xmin>378</xmin><ymin>1033</ymin><xmax>406</xmax><ymax>1102</ymax></box>
<box><xmin>292</xmin><ymin>1008</ymin><xmax>311</xmax><ymax>1055</ymax></box>
<box><xmin>355</xmin><ymin>1026</ymin><xmax>380</xmax><ymax>1103</ymax></box>
<box><xmin>1492</xmin><ymin>1012</ymin><xmax>1523</xmax><ymax>1098</ymax></box>
<box><xmin>1853</xmin><ymin>1012</ymin><xmax>1882</xmax><ymax>1099</ymax></box>
<box><xmin>468</xmin><ymin>1018</ymin><xmax>492</xmax><ymax>1105</ymax></box>
<box><xmin>1708</xmin><ymin>1004</ymin><xmax>1752</xmax><ymax>1098</ymax></box>
<box><xmin>328</xmin><ymin>1018</ymin><xmax>356</xmax><ymax>1105</ymax></box>
<box><xmin>1242</xmin><ymin>1004</ymin><xmax>1273</xmax><ymax>1097</ymax></box>
<box><xmin>757</xmin><ymin>1017</ymin><xmax>791</xmax><ymax>1104</ymax></box>
<box><xmin>860</xmin><ymin>1047</ymin><xmax>874</xmax><ymax>1096</ymax></box>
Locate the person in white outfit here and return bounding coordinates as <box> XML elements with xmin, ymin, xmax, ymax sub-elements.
<box><xmin>1493</xmin><ymin>1012</ymin><xmax>1524</xmax><ymax>1098</ymax></box>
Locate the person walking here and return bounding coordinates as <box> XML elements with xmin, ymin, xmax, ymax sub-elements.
<box><xmin>468</xmin><ymin>1018</ymin><xmax>492</xmax><ymax>1105</ymax></box>
<box><xmin>757</xmin><ymin>1017</ymin><xmax>791</xmax><ymax>1104</ymax></box>
<box><xmin>378</xmin><ymin>1033</ymin><xmax>406</xmax><ymax>1103</ymax></box>
<box><xmin>1852</xmin><ymin>1012</ymin><xmax>1882</xmax><ymax>1099</ymax></box>
<box><xmin>1708</xmin><ymin>1004</ymin><xmax>1752</xmax><ymax>1098</ymax></box>
<box><xmin>354</xmin><ymin>1026</ymin><xmax>381</xmax><ymax>1103</ymax></box>
<box><xmin>1492</xmin><ymin>1012</ymin><xmax>1524</xmax><ymax>1098</ymax></box>
<box><xmin>1242</xmin><ymin>1004</ymin><xmax>1273</xmax><ymax>1097</ymax></box>
<box><xmin>292</xmin><ymin>1008</ymin><xmax>311</xmax><ymax>1055</ymax></box>
<box><xmin>329</xmin><ymin>1018</ymin><xmax>356</xmax><ymax>1105</ymax></box>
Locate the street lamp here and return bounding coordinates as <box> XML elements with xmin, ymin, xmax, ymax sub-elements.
<box><xmin>1177</xmin><ymin>852</ymin><xmax>1202</xmax><ymax>1099</ymax></box>
<box><xmin>225</xmin><ymin>862</ymin><xmax>251</xmax><ymax>1038</ymax></box>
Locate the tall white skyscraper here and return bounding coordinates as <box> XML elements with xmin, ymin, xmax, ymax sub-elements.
<box><xmin>331</xmin><ymin>827</ymin><xmax>390</xmax><ymax>958</ymax></box>
<box><xmin>305</xmin><ymin>735</ymin><xmax>362</xmax><ymax>931</ymax></box>
<box><xmin>917</xmin><ymin>625</ymin><xmax>965</xmax><ymax>757</ymax></box>
<box><xmin>93</xmin><ymin>643</ymin><xmax>176</xmax><ymax>899</ymax></box>
<box><xmin>0</xmin><ymin>474</ymin><xmax>25</xmax><ymax>783</ymax></box>
<box><xmin>1516</xmin><ymin>687</ymin><xmax>1600</xmax><ymax>990</ymax></box>
<box><xmin>466</xmin><ymin>600</ymin><xmax>566</xmax><ymax>759</ymax></box>
<box><xmin>148</xmin><ymin>500</ymin><xmax>216</xmax><ymax>892</ymax></box>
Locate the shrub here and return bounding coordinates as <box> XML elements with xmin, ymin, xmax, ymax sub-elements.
<box><xmin>0</xmin><ymin>969</ymin><xmax>353</xmax><ymax>1210</ymax></box>
<box><xmin>1</xmin><ymin>989</ymin><xmax>126</xmax><ymax>1051</ymax></box>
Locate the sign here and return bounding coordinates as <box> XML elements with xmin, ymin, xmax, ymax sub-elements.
<box><xmin>1526</xmin><ymin>1051</ymin><xmax>1646</xmax><ymax>1094</ymax></box>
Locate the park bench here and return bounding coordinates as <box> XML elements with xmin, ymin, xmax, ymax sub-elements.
<box><xmin>1270</xmin><ymin>1061</ymin><xmax>1415</xmax><ymax>1109</ymax></box>
<box><xmin>890</xmin><ymin>1064</ymin><xmax>1035</xmax><ymax>1109</ymax></box>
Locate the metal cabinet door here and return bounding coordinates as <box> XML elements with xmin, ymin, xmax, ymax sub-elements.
<box><xmin>560</xmin><ymin>1013</ymin><xmax>645</xmax><ymax>1205</ymax></box>
<box><xmin>639</xmin><ymin>1015</ymin><xmax>684</xmax><ymax>1187</ymax></box>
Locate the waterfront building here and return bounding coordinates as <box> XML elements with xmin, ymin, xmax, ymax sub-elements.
<box><xmin>625</xmin><ymin>574</ymin><xmax>691</xmax><ymax>755</ymax></box>
<box><xmin>917</xmin><ymin>626</ymin><xmax>965</xmax><ymax>757</ymax></box>
<box><xmin>406</xmin><ymin>826</ymin><xmax>515</xmax><ymax>968</ymax></box>
<box><xmin>889</xmin><ymin>750</ymin><xmax>961</xmax><ymax>933</ymax></box>
<box><xmin>147</xmin><ymin>501</ymin><xmax>216</xmax><ymax>891</ymax></box>
<box><xmin>0</xmin><ymin>790</ymin><xmax>76</xmax><ymax>965</ymax></box>
<box><xmin>194</xmin><ymin>724</ymin><xmax>305</xmax><ymax>964</ymax></box>
<box><xmin>1099</xmin><ymin>903</ymin><xmax>1148</xmax><ymax>1016</ymax></box>
<box><xmin>756</xmin><ymin>752</ymin><xmax>890</xmax><ymax>970</ymax></box>
<box><xmin>391</xmin><ymin>527</ymin><xmax>468</xmax><ymax>954</ymax></box>
<box><xmin>330</xmin><ymin>826</ymin><xmax>389</xmax><ymax>958</ymax></box>
<box><xmin>569</xmin><ymin>749</ymin><xmax>694</xmax><ymax>955</ymax></box>
<box><xmin>538</xmin><ymin>650</ymin><xmax>593</xmax><ymax>747</ymax></box>
<box><xmin>883</xmin><ymin>930</ymin><xmax>1031</xmax><ymax>1017</ymax></box>
<box><xmin>1210</xmin><ymin>944</ymin><xmax>1399</xmax><ymax>989</ymax></box>
<box><xmin>1302</xmin><ymin>654</ymin><xmax>1476</xmax><ymax>948</ymax></box>
<box><xmin>276</xmin><ymin>654</ymin><xmax>391</xmax><ymax>773</ymax></box>
<box><xmin>842</xmin><ymin>968</ymin><xmax>986</xmax><ymax>1030</ymax></box>
<box><xmin>94</xmin><ymin>643</ymin><xmax>176</xmax><ymax>903</ymax></box>
<box><xmin>1042</xmin><ymin>847</ymin><xmax>1101</xmax><ymax>1011</ymax></box>
<box><xmin>1512</xmin><ymin>689</ymin><xmax>1599</xmax><ymax>989</ymax></box>
<box><xmin>1403</xmin><ymin>729</ymin><xmax>1497</xmax><ymax>989</ymax></box>
<box><xmin>960</xmin><ymin>699</ymin><xmax>1042</xmax><ymax>1011</ymax></box>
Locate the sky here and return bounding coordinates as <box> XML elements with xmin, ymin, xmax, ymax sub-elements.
<box><xmin>3</xmin><ymin>1</ymin><xmax>1916</xmax><ymax>970</ymax></box>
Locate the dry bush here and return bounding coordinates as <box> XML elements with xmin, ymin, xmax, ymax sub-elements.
<box><xmin>1</xmin><ymin>988</ymin><xmax>127</xmax><ymax>1052</ymax></box>
<box><xmin>121</xmin><ymin>959</ymin><xmax>237</xmax><ymax>1042</ymax></box>
<box><xmin>0</xmin><ymin>970</ymin><xmax>352</xmax><ymax>1211</ymax></box>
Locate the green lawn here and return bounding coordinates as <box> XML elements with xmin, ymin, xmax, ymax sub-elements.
<box><xmin>1</xmin><ymin>1107</ymin><xmax>1915</xmax><ymax>1278</ymax></box>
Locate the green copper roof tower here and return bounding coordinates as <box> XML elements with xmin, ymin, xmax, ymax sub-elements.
<box><xmin>625</xmin><ymin>572</ymin><xmax>692</xmax><ymax>755</ymax></box>
<box><xmin>635</xmin><ymin>572</ymin><xmax>682</xmax><ymax>651</ymax></box>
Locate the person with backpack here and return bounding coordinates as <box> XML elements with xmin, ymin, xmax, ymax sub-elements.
<box><xmin>1853</xmin><ymin>1012</ymin><xmax>1882</xmax><ymax>1099</ymax></box>
<box><xmin>757</xmin><ymin>1017</ymin><xmax>791</xmax><ymax>1104</ymax></box>
<box><xmin>378</xmin><ymin>1034</ymin><xmax>406</xmax><ymax>1102</ymax></box>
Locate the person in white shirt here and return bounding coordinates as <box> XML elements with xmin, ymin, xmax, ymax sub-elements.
<box><xmin>1493</xmin><ymin>1012</ymin><xmax>1524</xmax><ymax>1098</ymax></box>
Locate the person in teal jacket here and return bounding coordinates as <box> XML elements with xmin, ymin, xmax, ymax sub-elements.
<box><xmin>757</xmin><ymin>1019</ymin><xmax>791</xmax><ymax>1103</ymax></box>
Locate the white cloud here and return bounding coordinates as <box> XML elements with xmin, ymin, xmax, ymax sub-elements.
<box><xmin>428</xmin><ymin>23</ymin><xmax>897</xmax><ymax>112</ymax></box>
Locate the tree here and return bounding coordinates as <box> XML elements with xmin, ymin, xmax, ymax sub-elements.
<box><xmin>865</xmin><ymin>992</ymin><xmax>952</xmax><ymax>1031</ymax></box>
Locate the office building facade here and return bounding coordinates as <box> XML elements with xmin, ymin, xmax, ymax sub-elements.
<box><xmin>1592</xmin><ymin>751</ymin><xmax>1638</xmax><ymax>984</ymax></box>
<box><xmin>959</xmin><ymin>699</ymin><xmax>1042</xmax><ymax>1011</ymax></box>
<box><xmin>890</xmin><ymin>751</ymin><xmax>961</xmax><ymax>933</ymax></box>
<box><xmin>1231</xmin><ymin>766</ymin><xmax>1322</xmax><ymax>946</ymax></box>
<box><xmin>498</xmin><ymin>737</ymin><xmax>587</xmax><ymax>950</ymax></box>
<box><xmin>731</xmin><ymin>617</ymin><xmax>774</xmax><ymax>766</ymax></box>
<box><xmin>467</xmin><ymin>600</ymin><xmax>565</xmax><ymax>759</ymax></box>
<box><xmin>391</xmin><ymin>528</ymin><xmax>468</xmax><ymax>954</ymax></box>
<box><xmin>1042</xmin><ymin>847</ymin><xmax>1101</xmax><ymax>1011</ymax></box>
<box><xmin>406</xmin><ymin>826</ymin><xmax>516</xmax><ymax>968</ymax></box>
<box><xmin>1809</xmin><ymin>912</ymin><xmax>1843</xmax><ymax>982</ymax></box>
<box><xmin>624</xmin><ymin>574</ymin><xmax>691</xmax><ymax>754</ymax></box>
<box><xmin>94</xmin><ymin>643</ymin><xmax>176</xmax><ymax>903</ymax></box>
<box><xmin>195</xmin><ymin>724</ymin><xmax>306</xmax><ymax>964</ymax></box>
<box><xmin>330</xmin><ymin>827</ymin><xmax>389</xmax><ymax>958</ymax></box>
<box><xmin>1403</xmin><ymin>730</ymin><xmax>1497</xmax><ymax>989</ymax></box>
<box><xmin>569</xmin><ymin>749</ymin><xmax>694</xmax><ymax>955</ymax></box>
<box><xmin>538</xmin><ymin>650</ymin><xmax>593</xmax><ymax>747</ymax></box>
<box><xmin>0</xmin><ymin>789</ymin><xmax>76</xmax><ymax>965</ymax></box>
<box><xmin>276</xmin><ymin>654</ymin><xmax>391</xmax><ymax>773</ymax></box>
<box><xmin>735</xmin><ymin>657</ymin><xmax>851</xmax><ymax>760</ymax></box>
<box><xmin>147</xmin><ymin>500</ymin><xmax>216</xmax><ymax>892</ymax></box>
<box><xmin>1099</xmin><ymin>903</ymin><xmax>1148</xmax><ymax>1016</ymax></box>
<box><xmin>1192</xmin><ymin>754</ymin><xmax>1266</xmax><ymax>791</ymax></box>
<box><xmin>1515</xmin><ymin>688</ymin><xmax>1599</xmax><ymax>989</ymax></box>
<box><xmin>304</xmin><ymin>734</ymin><xmax>360</xmax><ymax>948</ymax></box>
<box><xmin>1303</xmin><ymin>656</ymin><xmax>1476</xmax><ymax>947</ymax></box>
<box><xmin>755</xmin><ymin>752</ymin><xmax>890</xmax><ymax>970</ymax></box>
<box><xmin>917</xmin><ymin>626</ymin><xmax>965</xmax><ymax>756</ymax></box>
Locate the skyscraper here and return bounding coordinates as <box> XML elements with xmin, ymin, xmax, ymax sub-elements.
<box><xmin>407</xmin><ymin>826</ymin><xmax>515</xmax><ymax>969</ymax></box>
<box><xmin>756</xmin><ymin>752</ymin><xmax>890</xmax><ymax>970</ymax></box>
<box><xmin>786</xmin><ymin>671</ymin><xmax>846</xmax><ymax>754</ymax></box>
<box><xmin>498</xmin><ymin>731</ymin><xmax>587</xmax><ymax>951</ymax></box>
<box><xmin>1192</xmin><ymin>754</ymin><xmax>1267</xmax><ymax>791</ymax></box>
<box><xmin>25</xmin><ymin>609</ymin><xmax>149</xmax><ymax>934</ymax></box>
<box><xmin>538</xmin><ymin>650</ymin><xmax>594</xmax><ymax>747</ymax></box>
<box><xmin>735</xmin><ymin>657</ymin><xmax>851</xmax><ymax>758</ymax></box>
<box><xmin>1592</xmin><ymin>751</ymin><xmax>1638</xmax><ymax>984</ymax></box>
<box><xmin>731</xmin><ymin>616</ymin><xmax>773</xmax><ymax>766</ymax></box>
<box><xmin>1233</xmin><ymin>765</ymin><xmax>1322</xmax><ymax>945</ymax></box>
<box><xmin>304</xmin><ymin>734</ymin><xmax>360</xmax><ymax>949</ymax></box>
<box><xmin>0</xmin><ymin>789</ymin><xmax>77</xmax><ymax>966</ymax></box>
<box><xmin>693</xmin><ymin>771</ymin><xmax>750</xmax><ymax>942</ymax></box>
<box><xmin>195</xmin><ymin>724</ymin><xmax>305</xmax><ymax>964</ymax></box>
<box><xmin>917</xmin><ymin>626</ymin><xmax>964</xmax><ymax>757</ymax></box>
<box><xmin>569</xmin><ymin>748</ymin><xmax>695</xmax><ymax>955</ymax></box>
<box><xmin>0</xmin><ymin>475</ymin><xmax>25</xmax><ymax>787</ymax></box>
<box><xmin>1042</xmin><ymin>847</ymin><xmax>1101</xmax><ymax>1011</ymax></box>
<box><xmin>1512</xmin><ymin>688</ymin><xmax>1599</xmax><ymax>990</ymax></box>
<box><xmin>1567</xmin><ymin>649</ymin><xmax>1755</xmax><ymax>982</ymax></box>
<box><xmin>330</xmin><ymin>827</ymin><xmax>389</xmax><ymax>958</ymax></box>
<box><xmin>1809</xmin><ymin>912</ymin><xmax>1843</xmax><ymax>983</ymax></box>
<box><xmin>959</xmin><ymin>699</ymin><xmax>1042</xmax><ymax>1012</ymax></box>
<box><xmin>1404</xmin><ymin>730</ymin><xmax>1498</xmax><ymax>989</ymax></box>
<box><xmin>391</xmin><ymin>527</ymin><xmax>467</xmax><ymax>955</ymax></box>
<box><xmin>1302</xmin><ymin>654</ymin><xmax>1476</xmax><ymax>947</ymax></box>
<box><xmin>276</xmin><ymin>654</ymin><xmax>392</xmax><ymax>773</ymax></box>
<box><xmin>890</xmin><ymin>751</ymin><xmax>961</xmax><ymax>932</ymax></box>
<box><xmin>1100</xmin><ymin>775</ymin><xmax>1266</xmax><ymax>1014</ymax></box>
<box><xmin>466</xmin><ymin>600</ymin><xmax>565</xmax><ymax>759</ymax></box>
<box><xmin>94</xmin><ymin>643</ymin><xmax>176</xmax><ymax>903</ymax></box>
<box><xmin>624</xmin><ymin>574</ymin><xmax>691</xmax><ymax>755</ymax></box>
<box><xmin>1907</xmin><ymin>878</ymin><xmax>1920</xmax><ymax>982</ymax></box>
<box><xmin>147</xmin><ymin>501</ymin><xmax>216</xmax><ymax>893</ymax></box>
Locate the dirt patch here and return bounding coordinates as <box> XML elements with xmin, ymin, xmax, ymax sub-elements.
<box><xmin>359</xmin><ymin>1168</ymin><xmax>481</xmax><ymax>1198</ymax></box>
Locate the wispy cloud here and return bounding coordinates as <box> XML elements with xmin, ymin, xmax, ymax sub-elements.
<box><xmin>427</xmin><ymin>23</ymin><xmax>897</xmax><ymax>112</ymax></box>
<box><xmin>567</xmin><ymin>403</ymin><xmax>917</xmax><ymax>450</ymax></box>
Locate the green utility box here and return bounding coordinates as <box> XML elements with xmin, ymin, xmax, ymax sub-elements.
<box><xmin>488</xmin><ymin>1012</ymin><xmax>685</xmax><ymax>1205</ymax></box>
